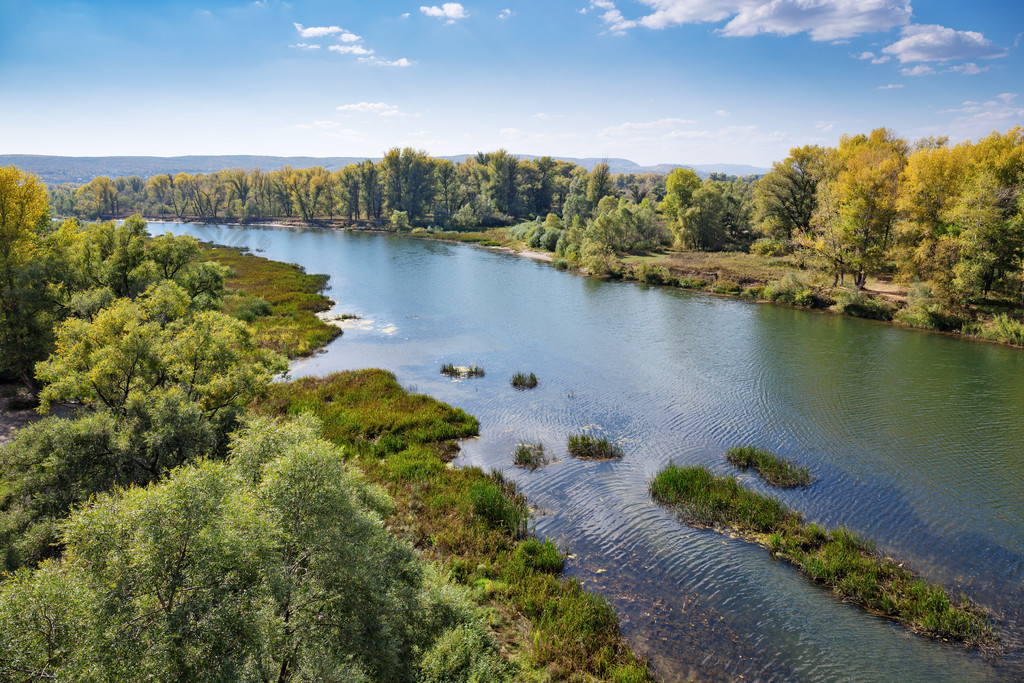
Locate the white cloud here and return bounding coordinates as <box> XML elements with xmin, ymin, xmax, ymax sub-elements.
<box><xmin>877</xmin><ymin>83</ymin><xmax>904</xmax><ymax>89</ymax></box>
<box><xmin>715</xmin><ymin>109</ymin><xmax>731</xmax><ymax>117</ymax></box>
<box><xmin>945</xmin><ymin>62</ymin><xmax>990</xmax><ymax>76</ymax></box>
<box><xmin>856</xmin><ymin>50</ymin><xmax>890</xmax><ymax>64</ymax></box>
<box><xmin>534</xmin><ymin>112</ymin><xmax>565</xmax><ymax>120</ymax></box>
<box><xmin>498</xmin><ymin>9</ymin><xmax>514</xmax><ymax>20</ymax></box>
<box><xmin>420</xmin><ymin>3</ymin><xmax>468</xmax><ymax>24</ymax></box>
<box><xmin>329</xmin><ymin>44</ymin><xmax>374</xmax><ymax>55</ymax></box>
<box><xmin>598</xmin><ymin>117</ymin><xmax>700</xmax><ymax>137</ymax></box>
<box><xmin>337</xmin><ymin>31</ymin><xmax>362</xmax><ymax>43</ymax></box>
<box><xmin>359</xmin><ymin>56</ymin><xmax>414</xmax><ymax>67</ymax></box>
<box><xmin>938</xmin><ymin>93</ymin><xmax>1024</xmax><ymax>140</ymax></box>
<box><xmin>603</xmin><ymin>1</ymin><xmax>913</xmax><ymax>41</ymax></box>
<box><xmin>882</xmin><ymin>24</ymin><xmax>1008</xmax><ymax>63</ymax></box>
<box><xmin>401</xmin><ymin>12</ymin><xmax>410</xmax><ymax>19</ymax></box>
<box><xmin>901</xmin><ymin>64</ymin><xmax>936</xmax><ymax>76</ymax></box>
<box><xmin>296</xmin><ymin>121</ymin><xmax>349</xmax><ymax>130</ymax></box>
<box><xmin>294</xmin><ymin>22</ymin><xmax>346</xmax><ymax>38</ymax></box>
<box><xmin>337</xmin><ymin>102</ymin><xmax>403</xmax><ymax>116</ymax></box>
<box><xmin>289</xmin><ymin>42</ymin><xmax>321</xmax><ymax>50</ymax></box>
<box><xmin>815</xmin><ymin>120</ymin><xmax>835</xmax><ymax>132</ymax></box>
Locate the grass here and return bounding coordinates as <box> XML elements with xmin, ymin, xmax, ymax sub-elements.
<box><xmin>725</xmin><ymin>446</ymin><xmax>812</xmax><ymax>488</ymax></box>
<box><xmin>567</xmin><ymin>434</ymin><xmax>624</xmax><ymax>460</ymax></box>
<box><xmin>511</xmin><ymin>372</ymin><xmax>538</xmax><ymax>389</ymax></box>
<box><xmin>203</xmin><ymin>245</ymin><xmax>341</xmax><ymax>358</ymax></box>
<box><xmin>441</xmin><ymin>363</ymin><xmax>485</xmax><ymax>378</ymax></box>
<box><xmin>650</xmin><ymin>464</ymin><xmax>994</xmax><ymax>646</ymax></box>
<box><xmin>513</xmin><ymin>443</ymin><xmax>549</xmax><ymax>470</ymax></box>
<box><xmin>253</xmin><ymin>370</ymin><xmax>652</xmax><ymax>681</ymax></box>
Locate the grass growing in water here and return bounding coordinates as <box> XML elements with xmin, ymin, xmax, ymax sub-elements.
<box><xmin>204</xmin><ymin>245</ymin><xmax>341</xmax><ymax>358</ymax></box>
<box><xmin>513</xmin><ymin>442</ymin><xmax>549</xmax><ymax>470</ymax></box>
<box><xmin>255</xmin><ymin>370</ymin><xmax>652</xmax><ymax>680</ymax></box>
<box><xmin>726</xmin><ymin>446</ymin><xmax>812</xmax><ymax>488</ymax></box>
<box><xmin>567</xmin><ymin>434</ymin><xmax>624</xmax><ymax>460</ymax></box>
<box><xmin>649</xmin><ymin>464</ymin><xmax>994</xmax><ymax>646</ymax></box>
<box><xmin>510</xmin><ymin>372</ymin><xmax>538</xmax><ymax>389</ymax></box>
<box><xmin>440</xmin><ymin>363</ymin><xmax>485</xmax><ymax>378</ymax></box>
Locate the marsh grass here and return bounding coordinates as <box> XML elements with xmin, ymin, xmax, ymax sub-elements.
<box><xmin>513</xmin><ymin>443</ymin><xmax>549</xmax><ymax>470</ymax></box>
<box><xmin>726</xmin><ymin>446</ymin><xmax>812</xmax><ymax>488</ymax></box>
<box><xmin>510</xmin><ymin>372</ymin><xmax>538</xmax><ymax>389</ymax></box>
<box><xmin>650</xmin><ymin>464</ymin><xmax>994</xmax><ymax>646</ymax></box>
<box><xmin>441</xmin><ymin>364</ymin><xmax>485</xmax><ymax>378</ymax></box>
<box><xmin>255</xmin><ymin>370</ymin><xmax>652</xmax><ymax>680</ymax></box>
<box><xmin>567</xmin><ymin>434</ymin><xmax>624</xmax><ymax>460</ymax></box>
<box><xmin>205</xmin><ymin>245</ymin><xmax>341</xmax><ymax>357</ymax></box>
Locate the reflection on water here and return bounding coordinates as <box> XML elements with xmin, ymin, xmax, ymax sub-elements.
<box><xmin>159</xmin><ymin>223</ymin><xmax>1024</xmax><ymax>682</ymax></box>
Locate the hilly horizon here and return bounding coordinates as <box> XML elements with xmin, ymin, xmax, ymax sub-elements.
<box><xmin>0</xmin><ymin>153</ymin><xmax>770</xmax><ymax>186</ymax></box>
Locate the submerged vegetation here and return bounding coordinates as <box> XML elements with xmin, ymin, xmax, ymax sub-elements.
<box><xmin>567</xmin><ymin>434</ymin><xmax>624</xmax><ymax>460</ymax></box>
<box><xmin>440</xmin><ymin>363</ymin><xmax>485</xmax><ymax>378</ymax></box>
<box><xmin>725</xmin><ymin>446</ymin><xmax>813</xmax><ymax>488</ymax></box>
<box><xmin>650</xmin><ymin>464</ymin><xmax>994</xmax><ymax>646</ymax></box>
<box><xmin>511</xmin><ymin>371</ymin><xmax>539</xmax><ymax>389</ymax></box>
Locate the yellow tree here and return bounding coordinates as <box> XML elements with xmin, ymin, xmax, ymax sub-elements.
<box><xmin>0</xmin><ymin>166</ymin><xmax>51</xmax><ymax>390</ymax></box>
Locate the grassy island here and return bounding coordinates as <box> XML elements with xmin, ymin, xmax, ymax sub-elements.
<box><xmin>725</xmin><ymin>445</ymin><xmax>812</xmax><ymax>487</ymax></box>
<box><xmin>567</xmin><ymin>434</ymin><xmax>625</xmax><ymax>460</ymax></box>
<box><xmin>650</xmin><ymin>464</ymin><xmax>994</xmax><ymax>647</ymax></box>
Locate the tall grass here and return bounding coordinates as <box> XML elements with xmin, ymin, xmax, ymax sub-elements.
<box><xmin>650</xmin><ymin>464</ymin><xmax>994</xmax><ymax>646</ymax></box>
<box><xmin>513</xmin><ymin>442</ymin><xmax>549</xmax><ymax>469</ymax></box>
<box><xmin>510</xmin><ymin>372</ymin><xmax>538</xmax><ymax>389</ymax></box>
<box><xmin>567</xmin><ymin>434</ymin><xmax>624</xmax><ymax>460</ymax></box>
<box><xmin>725</xmin><ymin>446</ymin><xmax>812</xmax><ymax>488</ymax></box>
<box><xmin>441</xmin><ymin>363</ymin><xmax>485</xmax><ymax>378</ymax></box>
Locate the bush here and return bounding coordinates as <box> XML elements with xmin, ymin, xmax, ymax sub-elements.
<box><xmin>553</xmin><ymin>258</ymin><xmax>569</xmax><ymax>271</ymax></box>
<box><xmin>750</xmin><ymin>237</ymin><xmax>788</xmax><ymax>256</ymax></box>
<box><xmin>832</xmin><ymin>289</ymin><xmax>896</xmax><ymax>321</ymax></box>
<box><xmin>764</xmin><ymin>274</ymin><xmax>820</xmax><ymax>307</ymax></box>
<box><xmin>710</xmin><ymin>279</ymin><xmax>743</xmax><ymax>295</ymax></box>
<box><xmin>894</xmin><ymin>304</ymin><xmax>963</xmax><ymax>331</ymax></box>
<box><xmin>677</xmin><ymin>276</ymin><xmax>708</xmax><ymax>289</ymax></box>
<box><xmin>625</xmin><ymin>262</ymin><xmax>672</xmax><ymax>285</ymax></box>
<box><xmin>231</xmin><ymin>295</ymin><xmax>272</xmax><ymax>322</ymax></box>
<box><xmin>419</xmin><ymin>623</ymin><xmax>515</xmax><ymax>683</ymax></box>
<box><xmin>975</xmin><ymin>313</ymin><xmax>1024</xmax><ymax>346</ymax></box>
<box><xmin>513</xmin><ymin>442</ymin><xmax>548</xmax><ymax>469</ymax></box>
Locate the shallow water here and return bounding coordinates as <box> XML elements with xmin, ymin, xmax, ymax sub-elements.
<box><xmin>159</xmin><ymin>222</ymin><xmax>1024</xmax><ymax>681</ymax></box>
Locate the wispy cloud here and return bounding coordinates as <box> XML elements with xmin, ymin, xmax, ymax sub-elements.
<box><xmin>294</xmin><ymin>22</ymin><xmax>346</xmax><ymax>38</ymax></box>
<box><xmin>856</xmin><ymin>51</ymin><xmax>890</xmax><ymax>65</ymax></box>
<box><xmin>938</xmin><ymin>93</ymin><xmax>1024</xmax><ymax>140</ymax></box>
<box><xmin>289</xmin><ymin>42</ymin><xmax>321</xmax><ymax>50</ymax></box>
<box><xmin>420</xmin><ymin>3</ymin><xmax>468</xmax><ymax>24</ymax></box>
<box><xmin>882</xmin><ymin>24</ymin><xmax>1008</xmax><ymax>63</ymax></box>
<box><xmin>498</xmin><ymin>9</ymin><xmax>514</xmax><ymax>20</ymax></box>
<box><xmin>878</xmin><ymin>83</ymin><xmax>904</xmax><ymax>89</ymax></box>
<box><xmin>358</xmin><ymin>57</ymin><xmax>414</xmax><ymax>67</ymax></box>
<box><xmin>337</xmin><ymin>102</ymin><xmax>403</xmax><ymax>116</ymax></box>
<box><xmin>329</xmin><ymin>44</ymin><xmax>374</xmax><ymax>55</ymax></box>
<box><xmin>589</xmin><ymin>1</ymin><xmax>912</xmax><ymax>41</ymax></box>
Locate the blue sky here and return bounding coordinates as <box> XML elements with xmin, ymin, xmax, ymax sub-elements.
<box><xmin>1</xmin><ymin>0</ymin><xmax>1021</xmax><ymax>166</ymax></box>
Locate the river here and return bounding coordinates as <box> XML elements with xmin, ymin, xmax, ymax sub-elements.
<box><xmin>156</xmin><ymin>222</ymin><xmax>1024</xmax><ymax>682</ymax></box>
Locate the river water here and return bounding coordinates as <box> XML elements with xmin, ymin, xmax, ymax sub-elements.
<box><xmin>157</xmin><ymin>222</ymin><xmax>1024</xmax><ymax>682</ymax></box>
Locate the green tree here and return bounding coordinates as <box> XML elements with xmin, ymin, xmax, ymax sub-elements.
<box><xmin>754</xmin><ymin>145</ymin><xmax>824</xmax><ymax>240</ymax></box>
<box><xmin>659</xmin><ymin>167</ymin><xmax>701</xmax><ymax>224</ymax></box>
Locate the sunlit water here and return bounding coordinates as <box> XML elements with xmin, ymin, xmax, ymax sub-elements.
<box><xmin>157</xmin><ymin>222</ymin><xmax>1024</xmax><ymax>681</ymax></box>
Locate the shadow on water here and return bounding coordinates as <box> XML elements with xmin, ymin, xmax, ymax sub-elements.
<box><xmin>159</xmin><ymin>223</ymin><xmax>1024</xmax><ymax>682</ymax></box>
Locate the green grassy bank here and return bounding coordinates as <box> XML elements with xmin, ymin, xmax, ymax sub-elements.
<box><xmin>254</xmin><ymin>371</ymin><xmax>653</xmax><ymax>681</ymax></box>
<box><xmin>650</xmin><ymin>464</ymin><xmax>994</xmax><ymax>647</ymax></box>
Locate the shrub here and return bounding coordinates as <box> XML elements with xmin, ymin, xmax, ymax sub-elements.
<box><xmin>419</xmin><ymin>623</ymin><xmax>515</xmax><ymax>683</ymax></box>
<box><xmin>894</xmin><ymin>304</ymin><xmax>963</xmax><ymax>331</ymax></box>
<box><xmin>750</xmin><ymin>237</ymin><xmax>788</xmax><ymax>256</ymax></box>
<box><xmin>677</xmin><ymin>276</ymin><xmax>708</xmax><ymax>289</ymax></box>
<box><xmin>975</xmin><ymin>313</ymin><xmax>1024</xmax><ymax>346</ymax></box>
<box><xmin>231</xmin><ymin>295</ymin><xmax>272</xmax><ymax>322</ymax></box>
<box><xmin>567</xmin><ymin>434</ymin><xmax>624</xmax><ymax>460</ymax></box>
<box><xmin>832</xmin><ymin>289</ymin><xmax>896</xmax><ymax>321</ymax></box>
<box><xmin>710</xmin><ymin>279</ymin><xmax>743</xmax><ymax>295</ymax></box>
<box><xmin>625</xmin><ymin>262</ymin><xmax>672</xmax><ymax>285</ymax></box>
<box><xmin>764</xmin><ymin>274</ymin><xmax>820</xmax><ymax>307</ymax></box>
<box><xmin>553</xmin><ymin>259</ymin><xmax>569</xmax><ymax>271</ymax></box>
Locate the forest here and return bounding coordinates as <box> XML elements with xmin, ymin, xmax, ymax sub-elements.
<box><xmin>46</xmin><ymin>125</ymin><xmax>1024</xmax><ymax>345</ymax></box>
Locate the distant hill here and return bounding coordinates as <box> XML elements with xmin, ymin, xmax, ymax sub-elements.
<box><xmin>0</xmin><ymin>154</ymin><xmax>768</xmax><ymax>185</ymax></box>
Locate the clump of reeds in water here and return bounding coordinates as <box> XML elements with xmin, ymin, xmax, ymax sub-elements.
<box><xmin>511</xmin><ymin>372</ymin><xmax>538</xmax><ymax>389</ymax></box>
<box><xmin>513</xmin><ymin>442</ymin><xmax>549</xmax><ymax>469</ymax></box>
<box><xmin>649</xmin><ymin>464</ymin><xmax>994</xmax><ymax>646</ymax></box>
<box><xmin>567</xmin><ymin>434</ymin><xmax>623</xmax><ymax>460</ymax></box>
<box><xmin>440</xmin><ymin>363</ymin><xmax>485</xmax><ymax>378</ymax></box>
<box><xmin>725</xmin><ymin>445</ymin><xmax>812</xmax><ymax>488</ymax></box>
